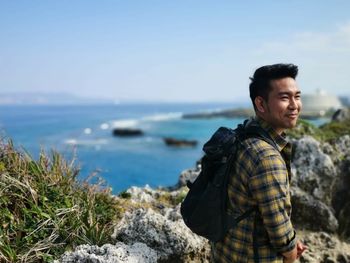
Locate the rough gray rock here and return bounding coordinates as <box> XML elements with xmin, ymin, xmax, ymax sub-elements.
<box><xmin>58</xmin><ymin>242</ymin><xmax>157</xmax><ymax>263</ymax></box>
<box><xmin>112</xmin><ymin>207</ymin><xmax>210</xmax><ymax>262</ymax></box>
<box><xmin>332</xmin><ymin>135</ymin><xmax>350</xmax><ymax>161</ymax></box>
<box><xmin>124</xmin><ymin>185</ymin><xmax>188</xmax><ymax>212</ymax></box>
<box><xmin>316</xmin><ymin>136</ymin><xmax>350</xmax><ymax>240</ymax></box>
<box><xmin>332</xmin><ymin>108</ymin><xmax>350</xmax><ymax>122</ymax></box>
<box><xmin>291</xmin><ymin>136</ymin><xmax>337</xmax><ymax>205</ymax></box>
<box><xmin>291</xmin><ymin>187</ymin><xmax>338</xmax><ymax>233</ymax></box>
<box><xmin>332</xmin><ymin>155</ymin><xmax>350</xmax><ymax>241</ymax></box>
<box><xmin>291</xmin><ymin>135</ymin><xmax>350</xmax><ymax>239</ymax></box>
<box><xmin>320</xmin><ymin>135</ymin><xmax>350</xmax><ymax>166</ymax></box>
<box><xmin>126</xmin><ymin>185</ymin><xmax>157</xmax><ymax>203</ymax></box>
<box><xmin>298</xmin><ymin>232</ymin><xmax>350</xmax><ymax>263</ymax></box>
<box><xmin>172</xmin><ymin>164</ymin><xmax>201</xmax><ymax>190</ymax></box>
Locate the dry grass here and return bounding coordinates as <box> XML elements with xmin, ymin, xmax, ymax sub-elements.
<box><xmin>0</xmin><ymin>140</ymin><xmax>122</xmax><ymax>262</ymax></box>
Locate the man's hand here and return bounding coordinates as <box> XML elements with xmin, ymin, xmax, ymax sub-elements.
<box><xmin>282</xmin><ymin>240</ymin><xmax>307</xmax><ymax>263</ymax></box>
<box><xmin>296</xmin><ymin>240</ymin><xmax>307</xmax><ymax>258</ymax></box>
<box><xmin>282</xmin><ymin>245</ymin><xmax>297</xmax><ymax>263</ymax></box>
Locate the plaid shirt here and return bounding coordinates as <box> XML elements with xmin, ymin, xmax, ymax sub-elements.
<box><xmin>212</xmin><ymin>117</ymin><xmax>296</xmax><ymax>263</ymax></box>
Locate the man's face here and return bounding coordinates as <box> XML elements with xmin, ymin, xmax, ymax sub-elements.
<box><xmin>259</xmin><ymin>77</ymin><xmax>302</xmax><ymax>134</ymax></box>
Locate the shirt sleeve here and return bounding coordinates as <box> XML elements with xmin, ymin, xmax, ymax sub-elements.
<box><xmin>248</xmin><ymin>151</ymin><xmax>296</xmax><ymax>253</ymax></box>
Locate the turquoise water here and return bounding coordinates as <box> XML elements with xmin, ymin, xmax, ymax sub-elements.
<box><xmin>0</xmin><ymin>103</ymin><xmax>329</xmax><ymax>193</ymax></box>
<box><xmin>0</xmin><ymin>103</ymin><xmax>245</xmax><ymax>193</ymax></box>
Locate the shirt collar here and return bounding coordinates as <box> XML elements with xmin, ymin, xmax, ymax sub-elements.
<box><xmin>255</xmin><ymin>116</ymin><xmax>288</xmax><ymax>152</ymax></box>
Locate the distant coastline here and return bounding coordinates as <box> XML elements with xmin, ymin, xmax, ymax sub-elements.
<box><xmin>182</xmin><ymin>107</ymin><xmax>336</xmax><ymax>120</ymax></box>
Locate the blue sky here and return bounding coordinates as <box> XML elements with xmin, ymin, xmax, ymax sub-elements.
<box><xmin>1</xmin><ymin>1</ymin><xmax>350</xmax><ymax>102</ymax></box>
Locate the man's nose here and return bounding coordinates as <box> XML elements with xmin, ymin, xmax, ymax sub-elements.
<box><xmin>288</xmin><ymin>98</ymin><xmax>298</xmax><ymax>109</ymax></box>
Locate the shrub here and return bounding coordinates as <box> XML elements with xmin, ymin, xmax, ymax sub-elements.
<box><xmin>0</xmin><ymin>140</ymin><xmax>122</xmax><ymax>262</ymax></box>
<box><xmin>319</xmin><ymin>119</ymin><xmax>350</xmax><ymax>141</ymax></box>
<box><xmin>287</xmin><ymin>119</ymin><xmax>350</xmax><ymax>142</ymax></box>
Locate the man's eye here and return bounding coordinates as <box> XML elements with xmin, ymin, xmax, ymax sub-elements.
<box><xmin>295</xmin><ymin>95</ymin><xmax>301</xmax><ymax>100</ymax></box>
<box><xmin>280</xmin><ymin>97</ymin><xmax>289</xmax><ymax>100</ymax></box>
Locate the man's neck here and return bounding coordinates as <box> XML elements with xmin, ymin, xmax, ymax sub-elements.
<box><xmin>255</xmin><ymin>115</ymin><xmax>285</xmax><ymax>135</ymax></box>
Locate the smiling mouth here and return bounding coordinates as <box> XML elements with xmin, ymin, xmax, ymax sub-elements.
<box><xmin>287</xmin><ymin>114</ymin><xmax>298</xmax><ymax>118</ymax></box>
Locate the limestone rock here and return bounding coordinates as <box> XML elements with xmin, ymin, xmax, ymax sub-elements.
<box><xmin>332</xmin><ymin>155</ymin><xmax>350</xmax><ymax>240</ymax></box>
<box><xmin>58</xmin><ymin>242</ymin><xmax>157</xmax><ymax>263</ymax></box>
<box><xmin>298</xmin><ymin>232</ymin><xmax>350</xmax><ymax>263</ymax></box>
<box><xmin>291</xmin><ymin>136</ymin><xmax>337</xmax><ymax>204</ymax></box>
<box><xmin>291</xmin><ymin>187</ymin><xmax>338</xmax><ymax>233</ymax></box>
<box><xmin>333</xmin><ymin>135</ymin><xmax>350</xmax><ymax>160</ymax></box>
<box><xmin>112</xmin><ymin>207</ymin><xmax>210</xmax><ymax>262</ymax></box>
<box><xmin>172</xmin><ymin>164</ymin><xmax>201</xmax><ymax>190</ymax></box>
<box><xmin>126</xmin><ymin>185</ymin><xmax>157</xmax><ymax>203</ymax></box>
<box><xmin>332</xmin><ymin>108</ymin><xmax>350</xmax><ymax>122</ymax></box>
<box><xmin>124</xmin><ymin>185</ymin><xmax>188</xmax><ymax>212</ymax></box>
<box><xmin>112</xmin><ymin>128</ymin><xmax>144</xmax><ymax>137</ymax></box>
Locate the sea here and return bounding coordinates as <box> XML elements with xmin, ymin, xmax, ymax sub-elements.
<box><xmin>0</xmin><ymin>103</ymin><xmax>328</xmax><ymax>194</ymax></box>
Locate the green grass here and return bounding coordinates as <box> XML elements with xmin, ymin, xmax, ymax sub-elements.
<box><xmin>286</xmin><ymin>119</ymin><xmax>324</xmax><ymax>140</ymax></box>
<box><xmin>287</xmin><ymin>118</ymin><xmax>350</xmax><ymax>142</ymax></box>
<box><xmin>0</xmin><ymin>140</ymin><xmax>122</xmax><ymax>263</ymax></box>
<box><xmin>319</xmin><ymin>119</ymin><xmax>350</xmax><ymax>141</ymax></box>
<box><xmin>155</xmin><ymin>188</ymin><xmax>188</xmax><ymax>207</ymax></box>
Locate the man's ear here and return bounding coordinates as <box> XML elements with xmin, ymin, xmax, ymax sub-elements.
<box><xmin>254</xmin><ymin>96</ymin><xmax>266</xmax><ymax>113</ymax></box>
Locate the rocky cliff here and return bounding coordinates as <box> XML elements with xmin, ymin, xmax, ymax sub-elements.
<box><xmin>57</xmin><ymin>114</ymin><xmax>350</xmax><ymax>263</ymax></box>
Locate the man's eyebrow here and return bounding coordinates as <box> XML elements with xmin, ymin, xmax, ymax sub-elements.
<box><xmin>278</xmin><ymin>91</ymin><xmax>301</xmax><ymax>96</ymax></box>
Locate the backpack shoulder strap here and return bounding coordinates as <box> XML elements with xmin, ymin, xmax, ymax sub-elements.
<box><xmin>235</xmin><ymin>118</ymin><xmax>279</xmax><ymax>151</ymax></box>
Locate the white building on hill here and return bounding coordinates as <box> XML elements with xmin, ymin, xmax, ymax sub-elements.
<box><xmin>302</xmin><ymin>90</ymin><xmax>343</xmax><ymax>117</ymax></box>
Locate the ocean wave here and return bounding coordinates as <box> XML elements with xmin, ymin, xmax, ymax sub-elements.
<box><xmin>84</xmin><ymin>128</ymin><xmax>92</xmax><ymax>134</ymax></box>
<box><xmin>64</xmin><ymin>138</ymin><xmax>108</xmax><ymax>146</ymax></box>
<box><xmin>110</xmin><ymin>112</ymin><xmax>182</xmax><ymax>128</ymax></box>
<box><xmin>141</xmin><ymin>112</ymin><xmax>182</xmax><ymax>122</ymax></box>
<box><xmin>111</xmin><ymin>119</ymin><xmax>140</xmax><ymax>128</ymax></box>
<box><xmin>100</xmin><ymin>123</ymin><xmax>110</xmax><ymax>130</ymax></box>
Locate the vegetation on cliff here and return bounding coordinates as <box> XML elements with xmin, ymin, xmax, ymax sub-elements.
<box><xmin>287</xmin><ymin>118</ymin><xmax>350</xmax><ymax>142</ymax></box>
<box><xmin>0</xmin><ymin>140</ymin><xmax>122</xmax><ymax>263</ymax></box>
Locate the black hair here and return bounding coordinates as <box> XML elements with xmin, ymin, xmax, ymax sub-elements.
<box><xmin>249</xmin><ymin>63</ymin><xmax>298</xmax><ymax>109</ymax></box>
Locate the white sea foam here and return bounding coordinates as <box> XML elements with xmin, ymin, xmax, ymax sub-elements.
<box><xmin>110</xmin><ymin>113</ymin><xmax>182</xmax><ymax>129</ymax></box>
<box><xmin>111</xmin><ymin>119</ymin><xmax>139</xmax><ymax>128</ymax></box>
<box><xmin>65</xmin><ymin>139</ymin><xmax>78</xmax><ymax>145</ymax></box>
<box><xmin>141</xmin><ymin>112</ymin><xmax>182</xmax><ymax>122</ymax></box>
<box><xmin>84</xmin><ymin>128</ymin><xmax>92</xmax><ymax>134</ymax></box>
<box><xmin>64</xmin><ymin>138</ymin><xmax>108</xmax><ymax>146</ymax></box>
<box><xmin>100</xmin><ymin>123</ymin><xmax>110</xmax><ymax>130</ymax></box>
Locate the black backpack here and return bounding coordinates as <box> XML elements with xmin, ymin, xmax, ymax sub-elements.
<box><xmin>180</xmin><ymin>119</ymin><xmax>278</xmax><ymax>242</ymax></box>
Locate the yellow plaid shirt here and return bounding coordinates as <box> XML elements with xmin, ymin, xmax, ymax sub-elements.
<box><xmin>212</xmin><ymin>117</ymin><xmax>296</xmax><ymax>263</ymax></box>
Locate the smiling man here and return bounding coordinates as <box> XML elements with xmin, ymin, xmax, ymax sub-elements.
<box><xmin>212</xmin><ymin>64</ymin><xmax>306</xmax><ymax>262</ymax></box>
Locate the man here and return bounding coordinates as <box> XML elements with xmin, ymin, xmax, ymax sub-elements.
<box><xmin>212</xmin><ymin>64</ymin><xmax>306</xmax><ymax>262</ymax></box>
